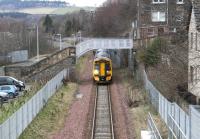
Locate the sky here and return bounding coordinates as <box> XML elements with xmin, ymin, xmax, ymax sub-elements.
<box><xmin>66</xmin><ymin>0</ymin><xmax>107</xmax><ymax>7</ymax></box>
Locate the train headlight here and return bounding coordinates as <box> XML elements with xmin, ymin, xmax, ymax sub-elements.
<box><xmin>94</xmin><ymin>70</ymin><xmax>99</xmax><ymax>75</ymax></box>
<box><xmin>107</xmin><ymin>71</ymin><xmax>111</xmax><ymax>75</ymax></box>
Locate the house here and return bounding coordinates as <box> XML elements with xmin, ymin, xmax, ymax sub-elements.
<box><xmin>135</xmin><ymin>0</ymin><xmax>191</xmax><ymax>39</ymax></box>
<box><xmin>188</xmin><ymin>0</ymin><xmax>200</xmax><ymax>103</ymax></box>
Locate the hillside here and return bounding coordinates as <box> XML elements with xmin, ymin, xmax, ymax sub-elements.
<box><xmin>17</xmin><ymin>7</ymin><xmax>95</xmax><ymax>15</ymax></box>
<box><xmin>0</xmin><ymin>0</ymin><xmax>69</xmax><ymax>9</ymax></box>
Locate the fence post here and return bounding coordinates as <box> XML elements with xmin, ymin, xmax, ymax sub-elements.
<box><xmin>178</xmin><ymin>106</ymin><xmax>181</xmax><ymax>138</ymax></box>
<box><xmin>184</xmin><ymin>113</ymin><xmax>186</xmax><ymax>138</ymax></box>
<box><xmin>189</xmin><ymin>106</ymin><xmax>192</xmax><ymax>139</ymax></box>
<box><xmin>168</xmin><ymin>128</ymin><xmax>173</xmax><ymax>139</ymax></box>
<box><xmin>0</xmin><ymin>125</ymin><xmax>2</xmax><ymax>139</ymax></box>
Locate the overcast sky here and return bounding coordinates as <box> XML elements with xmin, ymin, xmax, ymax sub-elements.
<box><xmin>66</xmin><ymin>0</ymin><xmax>107</xmax><ymax>7</ymax></box>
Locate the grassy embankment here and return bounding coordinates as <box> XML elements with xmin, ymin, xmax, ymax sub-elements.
<box><xmin>19</xmin><ymin>83</ymin><xmax>76</xmax><ymax>139</ymax></box>
<box><xmin>19</xmin><ymin>53</ymin><xmax>89</xmax><ymax>138</ymax></box>
<box><xmin>0</xmin><ymin>83</ymin><xmax>42</xmax><ymax>124</ymax></box>
<box><xmin>118</xmin><ymin>68</ymin><xmax>168</xmax><ymax>139</ymax></box>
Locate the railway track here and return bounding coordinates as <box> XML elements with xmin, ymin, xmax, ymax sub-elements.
<box><xmin>91</xmin><ymin>85</ymin><xmax>114</xmax><ymax>139</ymax></box>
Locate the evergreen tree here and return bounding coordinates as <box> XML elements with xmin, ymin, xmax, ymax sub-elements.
<box><xmin>43</xmin><ymin>14</ymin><xmax>53</xmax><ymax>33</ymax></box>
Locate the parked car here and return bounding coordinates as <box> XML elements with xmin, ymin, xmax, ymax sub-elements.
<box><xmin>0</xmin><ymin>91</ymin><xmax>9</xmax><ymax>101</ymax></box>
<box><xmin>0</xmin><ymin>85</ymin><xmax>19</xmax><ymax>98</ymax></box>
<box><xmin>0</xmin><ymin>76</ymin><xmax>25</xmax><ymax>91</ymax></box>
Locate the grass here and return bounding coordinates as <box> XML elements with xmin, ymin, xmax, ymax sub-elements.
<box><xmin>19</xmin><ymin>83</ymin><xmax>76</xmax><ymax>139</ymax></box>
<box><xmin>76</xmin><ymin>53</ymin><xmax>92</xmax><ymax>75</ymax></box>
<box><xmin>18</xmin><ymin>8</ymin><xmax>58</xmax><ymax>14</ymax></box>
<box><xmin>0</xmin><ymin>83</ymin><xmax>42</xmax><ymax>124</ymax></box>
<box><xmin>51</xmin><ymin>7</ymin><xmax>81</xmax><ymax>15</ymax></box>
<box><xmin>16</xmin><ymin>6</ymin><xmax>95</xmax><ymax>15</ymax></box>
<box><xmin>117</xmin><ymin>68</ymin><xmax>168</xmax><ymax>139</ymax></box>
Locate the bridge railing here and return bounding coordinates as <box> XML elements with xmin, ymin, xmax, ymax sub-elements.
<box><xmin>76</xmin><ymin>38</ymin><xmax>133</xmax><ymax>58</ymax></box>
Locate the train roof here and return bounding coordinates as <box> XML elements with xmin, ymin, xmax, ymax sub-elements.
<box><xmin>95</xmin><ymin>49</ymin><xmax>110</xmax><ymax>59</ymax></box>
<box><xmin>96</xmin><ymin>49</ymin><xmax>108</xmax><ymax>54</ymax></box>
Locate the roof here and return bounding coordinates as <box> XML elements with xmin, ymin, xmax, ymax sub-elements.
<box><xmin>95</xmin><ymin>51</ymin><xmax>110</xmax><ymax>59</ymax></box>
<box><xmin>95</xmin><ymin>49</ymin><xmax>110</xmax><ymax>59</ymax></box>
<box><xmin>193</xmin><ymin>0</ymin><xmax>200</xmax><ymax>31</ymax></box>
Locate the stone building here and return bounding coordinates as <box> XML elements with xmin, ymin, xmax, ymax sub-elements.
<box><xmin>135</xmin><ymin>0</ymin><xmax>191</xmax><ymax>39</ymax></box>
<box><xmin>188</xmin><ymin>0</ymin><xmax>200</xmax><ymax>102</ymax></box>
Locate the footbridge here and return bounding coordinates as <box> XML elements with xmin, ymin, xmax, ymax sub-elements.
<box><xmin>75</xmin><ymin>38</ymin><xmax>133</xmax><ymax>58</ymax></box>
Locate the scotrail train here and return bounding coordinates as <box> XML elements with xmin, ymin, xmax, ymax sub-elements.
<box><xmin>93</xmin><ymin>49</ymin><xmax>112</xmax><ymax>84</ymax></box>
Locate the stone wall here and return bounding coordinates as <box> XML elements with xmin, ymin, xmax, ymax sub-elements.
<box><xmin>5</xmin><ymin>47</ymin><xmax>76</xmax><ymax>81</ymax></box>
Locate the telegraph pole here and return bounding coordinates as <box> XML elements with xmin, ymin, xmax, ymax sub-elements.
<box><xmin>36</xmin><ymin>25</ymin><xmax>39</xmax><ymax>61</ymax></box>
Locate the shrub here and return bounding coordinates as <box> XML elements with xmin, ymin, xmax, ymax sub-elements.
<box><xmin>138</xmin><ymin>37</ymin><xmax>167</xmax><ymax>66</ymax></box>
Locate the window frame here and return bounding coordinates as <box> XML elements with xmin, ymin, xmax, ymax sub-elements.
<box><xmin>151</xmin><ymin>11</ymin><xmax>166</xmax><ymax>22</ymax></box>
<box><xmin>177</xmin><ymin>0</ymin><xmax>184</xmax><ymax>4</ymax></box>
<box><xmin>191</xmin><ymin>32</ymin><xmax>193</xmax><ymax>49</ymax></box>
<box><xmin>197</xmin><ymin>33</ymin><xmax>200</xmax><ymax>51</ymax></box>
<box><xmin>190</xmin><ymin>66</ymin><xmax>194</xmax><ymax>83</ymax></box>
<box><xmin>152</xmin><ymin>0</ymin><xmax>165</xmax><ymax>4</ymax></box>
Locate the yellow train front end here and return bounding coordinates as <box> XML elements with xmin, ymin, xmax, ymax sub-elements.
<box><xmin>93</xmin><ymin>58</ymin><xmax>112</xmax><ymax>84</ymax></box>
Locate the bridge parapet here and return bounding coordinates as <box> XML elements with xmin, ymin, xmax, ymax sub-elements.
<box><xmin>76</xmin><ymin>38</ymin><xmax>133</xmax><ymax>58</ymax></box>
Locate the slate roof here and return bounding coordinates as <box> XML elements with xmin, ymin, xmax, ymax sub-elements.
<box><xmin>193</xmin><ymin>0</ymin><xmax>200</xmax><ymax>31</ymax></box>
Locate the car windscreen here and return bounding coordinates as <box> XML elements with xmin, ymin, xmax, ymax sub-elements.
<box><xmin>0</xmin><ymin>87</ymin><xmax>10</xmax><ymax>90</ymax></box>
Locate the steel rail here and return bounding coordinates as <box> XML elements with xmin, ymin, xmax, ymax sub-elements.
<box><xmin>91</xmin><ymin>85</ymin><xmax>114</xmax><ymax>139</ymax></box>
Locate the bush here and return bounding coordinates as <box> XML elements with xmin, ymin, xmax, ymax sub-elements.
<box><xmin>138</xmin><ymin>37</ymin><xmax>167</xmax><ymax>66</ymax></box>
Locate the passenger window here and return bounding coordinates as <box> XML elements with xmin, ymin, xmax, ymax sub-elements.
<box><xmin>0</xmin><ymin>78</ymin><xmax>6</xmax><ymax>82</ymax></box>
<box><xmin>7</xmin><ymin>78</ymin><xmax>13</xmax><ymax>84</ymax></box>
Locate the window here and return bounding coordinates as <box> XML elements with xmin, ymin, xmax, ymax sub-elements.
<box><xmin>190</xmin><ymin>66</ymin><xmax>194</xmax><ymax>83</ymax></box>
<box><xmin>147</xmin><ymin>28</ymin><xmax>155</xmax><ymax>36</ymax></box>
<box><xmin>151</xmin><ymin>12</ymin><xmax>166</xmax><ymax>22</ymax></box>
<box><xmin>198</xmin><ymin>33</ymin><xmax>200</xmax><ymax>51</ymax></box>
<box><xmin>106</xmin><ymin>64</ymin><xmax>111</xmax><ymax>70</ymax></box>
<box><xmin>177</xmin><ymin>0</ymin><xmax>184</xmax><ymax>4</ymax></box>
<box><xmin>191</xmin><ymin>32</ymin><xmax>193</xmax><ymax>49</ymax></box>
<box><xmin>1</xmin><ymin>86</ymin><xmax>10</xmax><ymax>90</ymax></box>
<box><xmin>7</xmin><ymin>78</ymin><xmax>13</xmax><ymax>84</ymax></box>
<box><xmin>195</xmin><ymin>67</ymin><xmax>198</xmax><ymax>83</ymax></box>
<box><xmin>152</xmin><ymin>0</ymin><xmax>165</xmax><ymax>4</ymax></box>
<box><xmin>196</xmin><ymin>33</ymin><xmax>198</xmax><ymax>51</ymax></box>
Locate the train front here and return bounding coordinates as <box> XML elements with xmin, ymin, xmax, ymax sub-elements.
<box><xmin>93</xmin><ymin>50</ymin><xmax>112</xmax><ymax>84</ymax></box>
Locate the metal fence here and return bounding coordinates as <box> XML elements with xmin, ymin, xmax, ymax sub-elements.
<box><xmin>190</xmin><ymin>105</ymin><xmax>200</xmax><ymax>139</ymax></box>
<box><xmin>8</xmin><ymin>50</ymin><xmax>28</xmax><ymax>63</ymax></box>
<box><xmin>0</xmin><ymin>68</ymin><xmax>69</xmax><ymax>139</ymax></box>
<box><xmin>147</xmin><ymin>113</ymin><xmax>162</xmax><ymax>139</ymax></box>
<box><xmin>142</xmin><ymin>70</ymin><xmax>190</xmax><ymax>139</ymax></box>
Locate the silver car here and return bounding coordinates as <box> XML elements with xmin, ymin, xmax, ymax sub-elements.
<box><xmin>0</xmin><ymin>91</ymin><xmax>9</xmax><ymax>101</ymax></box>
<box><xmin>0</xmin><ymin>85</ymin><xmax>19</xmax><ymax>98</ymax></box>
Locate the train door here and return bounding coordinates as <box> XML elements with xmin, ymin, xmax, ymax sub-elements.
<box><xmin>100</xmin><ymin>62</ymin><xmax>106</xmax><ymax>77</ymax></box>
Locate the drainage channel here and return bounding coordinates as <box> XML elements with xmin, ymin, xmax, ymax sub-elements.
<box><xmin>91</xmin><ymin>85</ymin><xmax>114</xmax><ymax>139</ymax></box>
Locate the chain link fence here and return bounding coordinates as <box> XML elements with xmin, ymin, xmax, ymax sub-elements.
<box><xmin>141</xmin><ymin>70</ymin><xmax>200</xmax><ymax>139</ymax></box>
<box><xmin>0</xmin><ymin>68</ymin><xmax>69</xmax><ymax>139</ymax></box>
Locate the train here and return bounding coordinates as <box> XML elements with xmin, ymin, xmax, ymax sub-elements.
<box><xmin>93</xmin><ymin>49</ymin><xmax>112</xmax><ymax>84</ymax></box>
